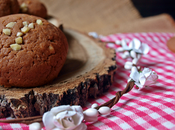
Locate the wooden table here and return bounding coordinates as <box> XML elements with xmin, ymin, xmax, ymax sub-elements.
<box><xmin>40</xmin><ymin>0</ymin><xmax>175</xmax><ymax>35</ymax></box>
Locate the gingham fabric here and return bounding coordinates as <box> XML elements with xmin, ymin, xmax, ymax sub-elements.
<box><xmin>0</xmin><ymin>32</ymin><xmax>175</xmax><ymax>130</ymax></box>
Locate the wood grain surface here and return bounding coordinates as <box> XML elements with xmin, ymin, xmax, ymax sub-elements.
<box><xmin>0</xmin><ymin>29</ymin><xmax>117</xmax><ymax>118</ymax></box>
<box><xmin>40</xmin><ymin>0</ymin><xmax>175</xmax><ymax>35</ymax></box>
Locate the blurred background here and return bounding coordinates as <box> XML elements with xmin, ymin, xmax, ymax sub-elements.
<box><xmin>40</xmin><ymin>0</ymin><xmax>175</xmax><ymax>35</ymax></box>
<box><xmin>131</xmin><ymin>0</ymin><xmax>175</xmax><ymax>19</ymax></box>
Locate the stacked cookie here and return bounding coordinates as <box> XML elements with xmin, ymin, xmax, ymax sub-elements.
<box><xmin>0</xmin><ymin>0</ymin><xmax>47</xmax><ymax>18</ymax></box>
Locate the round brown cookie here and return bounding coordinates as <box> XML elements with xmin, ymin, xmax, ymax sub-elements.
<box><xmin>18</xmin><ymin>0</ymin><xmax>47</xmax><ymax>18</ymax></box>
<box><xmin>0</xmin><ymin>0</ymin><xmax>20</xmax><ymax>17</ymax></box>
<box><xmin>0</xmin><ymin>14</ymin><xmax>68</xmax><ymax>88</ymax></box>
<box><xmin>167</xmin><ymin>37</ymin><xmax>175</xmax><ymax>53</ymax></box>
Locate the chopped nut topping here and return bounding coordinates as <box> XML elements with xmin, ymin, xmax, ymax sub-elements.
<box><xmin>28</xmin><ymin>23</ymin><xmax>34</xmax><ymax>28</ymax></box>
<box><xmin>15</xmin><ymin>37</ymin><xmax>23</xmax><ymax>44</ymax></box>
<box><xmin>10</xmin><ymin>44</ymin><xmax>21</xmax><ymax>51</ymax></box>
<box><xmin>36</xmin><ymin>19</ymin><xmax>43</xmax><ymax>25</ymax></box>
<box><xmin>17</xmin><ymin>32</ymin><xmax>23</xmax><ymax>37</ymax></box>
<box><xmin>21</xmin><ymin>26</ymin><xmax>30</xmax><ymax>33</ymax></box>
<box><xmin>3</xmin><ymin>29</ymin><xmax>11</xmax><ymax>35</ymax></box>
<box><xmin>20</xmin><ymin>3</ymin><xmax>28</xmax><ymax>12</ymax></box>
<box><xmin>23</xmin><ymin>21</ymin><xmax>28</xmax><ymax>26</ymax></box>
<box><xmin>49</xmin><ymin>45</ymin><xmax>55</xmax><ymax>53</ymax></box>
<box><xmin>6</xmin><ymin>22</ymin><xmax>16</xmax><ymax>28</ymax></box>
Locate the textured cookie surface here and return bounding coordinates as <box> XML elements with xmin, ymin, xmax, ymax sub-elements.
<box><xmin>18</xmin><ymin>0</ymin><xmax>47</xmax><ymax>18</ymax></box>
<box><xmin>0</xmin><ymin>0</ymin><xmax>20</xmax><ymax>17</ymax></box>
<box><xmin>0</xmin><ymin>14</ymin><xmax>68</xmax><ymax>87</ymax></box>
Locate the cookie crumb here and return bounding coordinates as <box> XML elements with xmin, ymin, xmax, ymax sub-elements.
<box><xmin>28</xmin><ymin>23</ymin><xmax>34</xmax><ymax>29</ymax></box>
<box><xmin>15</xmin><ymin>37</ymin><xmax>23</xmax><ymax>44</ymax></box>
<box><xmin>36</xmin><ymin>19</ymin><xmax>43</xmax><ymax>25</ymax></box>
<box><xmin>6</xmin><ymin>22</ymin><xmax>16</xmax><ymax>28</ymax></box>
<box><xmin>3</xmin><ymin>29</ymin><xmax>11</xmax><ymax>35</ymax></box>
<box><xmin>20</xmin><ymin>3</ymin><xmax>28</xmax><ymax>12</ymax></box>
<box><xmin>17</xmin><ymin>32</ymin><xmax>23</xmax><ymax>37</ymax></box>
<box><xmin>10</xmin><ymin>44</ymin><xmax>21</xmax><ymax>51</ymax></box>
<box><xmin>21</xmin><ymin>26</ymin><xmax>30</xmax><ymax>33</ymax></box>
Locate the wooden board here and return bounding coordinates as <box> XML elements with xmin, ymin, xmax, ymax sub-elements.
<box><xmin>40</xmin><ymin>0</ymin><xmax>175</xmax><ymax>35</ymax></box>
<box><xmin>0</xmin><ymin>28</ymin><xmax>117</xmax><ymax>118</ymax></box>
<box><xmin>40</xmin><ymin>0</ymin><xmax>141</xmax><ymax>35</ymax></box>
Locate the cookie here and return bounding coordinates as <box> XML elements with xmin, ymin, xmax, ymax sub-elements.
<box><xmin>18</xmin><ymin>0</ymin><xmax>47</xmax><ymax>18</ymax></box>
<box><xmin>167</xmin><ymin>37</ymin><xmax>175</xmax><ymax>53</ymax></box>
<box><xmin>0</xmin><ymin>14</ymin><xmax>68</xmax><ymax>87</ymax></box>
<box><xmin>0</xmin><ymin>0</ymin><xmax>20</xmax><ymax>17</ymax></box>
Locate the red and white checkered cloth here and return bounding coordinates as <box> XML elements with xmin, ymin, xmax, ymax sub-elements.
<box><xmin>0</xmin><ymin>32</ymin><xmax>175</xmax><ymax>130</ymax></box>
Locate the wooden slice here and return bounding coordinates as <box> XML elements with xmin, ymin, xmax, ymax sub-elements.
<box><xmin>0</xmin><ymin>28</ymin><xmax>117</xmax><ymax>118</ymax></box>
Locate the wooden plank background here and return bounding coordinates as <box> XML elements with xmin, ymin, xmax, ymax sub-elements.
<box><xmin>40</xmin><ymin>0</ymin><xmax>175</xmax><ymax>35</ymax></box>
